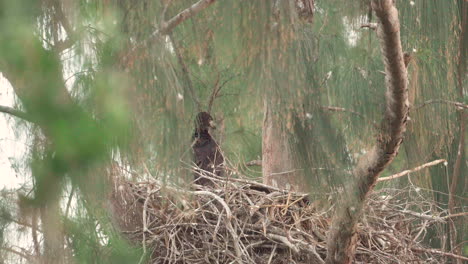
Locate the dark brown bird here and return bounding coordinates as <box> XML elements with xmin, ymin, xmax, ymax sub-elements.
<box><xmin>192</xmin><ymin>112</ymin><xmax>224</xmax><ymax>185</ymax></box>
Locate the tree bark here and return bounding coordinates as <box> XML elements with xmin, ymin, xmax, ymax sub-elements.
<box><xmin>40</xmin><ymin>198</ymin><xmax>64</xmax><ymax>264</ymax></box>
<box><xmin>262</xmin><ymin>99</ymin><xmax>307</xmax><ymax>192</ymax></box>
<box><xmin>448</xmin><ymin>1</ymin><xmax>467</xmax><ymax>261</ymax></box>
<box><xmin>325</xmin><ymin>1</ymin><xmax>409</xmax><ymax>263</ymax></box>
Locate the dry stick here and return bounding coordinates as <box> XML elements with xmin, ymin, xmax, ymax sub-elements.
<box><xmin>169</xmin><ymin>34</ymin><xmax>201</xmax><ymax>112</ymax></box>
<box><xmin>441</xmin><ymin>212</ymin><xmax>468</xmax><ymax>219</ymax></box>
<box><xmin>267</xmin><ymin>244</ymin><xmax>277</xmax><ymax>264</ymax></box>
<box><xmin>182</xmin><ymin>161</ymin><xmax>300</xmax><ymax>194</ymax></box>
<box><xmin>321</xmin><ymin>106</ymin><xmax>367</xmax><ymax>120</ymax></box>
<box><xmin>377</xmin><ymin>159</ymin><xmax>447</xmax><ymax>182</ymax></box>
<box><xmin>138</xmin><ymin>187</ymin><xmax>159</xmax><ymax>264</ymax></box>
<box><xmin>415</xmin><ymin>99</ymin><xmax>468</xmax><ymax>110</ymax></box>
<box><xmin>411</xmin><ymin>247</ymin><xmax>468</xmax><ymax>262</ymax></box>
<box><xmin>192</xmin><ymin>190</ymin><xmax>244</xmax><ymax>263</ymax></box>
<box><xmin>321</xmin><ymin>105</ymin><xmax>378</xmax><ymax>127</ymax></box>
<box><xmin>245</xmin><ymin>160</ymin><xmax>262</xmax><ymax>166</ymax></box>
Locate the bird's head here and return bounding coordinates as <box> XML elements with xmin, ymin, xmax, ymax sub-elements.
<box><xmin>195</xmin><ymin>112</ymin><xmax>216</xmax><ymax>131</ymax></box>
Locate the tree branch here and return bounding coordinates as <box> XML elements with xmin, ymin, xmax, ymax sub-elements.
<box><xmin>326</xmin><ymin>1</ymin><xmax>409</xmax><ymax>263</ymax></box>
<box><xmin>52</xmin><ymin>0</ymin><xmax>76</xmax><ymax>52</ymax></box>
<box><xmin>207</xmin><ymin>73</ymin><xmax>239</xmax><ymax>113</ymax></box>
<box><xmin>415</xmin><ymin>99</ymin><xmax>468</xmax><ymax>110</ymax></box>
<box><xmin>1</xmin><ymin>247</ymin><xmax>32</xmax><ymax>261</ymax></box>
<box><xmin>377</xmin><ymin>159</ymin><xmax>446</xmax><ymax>182</ymax></box>
<box><xmin>158</xmin><ymin>0</ymin><xmax>217</xmax><ymax>35</ymax></box>
<box><xmin>0</xmin><ymin>105</ymin><xmax>34</xmax><ymax>122</ymax></box>
<box><xmin>168</xmin><ymin>33</ymin><xmax>201</xmax><ymax>111</ymax></box>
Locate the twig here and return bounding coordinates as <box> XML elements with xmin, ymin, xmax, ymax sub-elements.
<box><xmin>415</xmin><ymin>99</ymin><xmax>468</xmax><ymax>110</ymax></box>
<box><xmin>267</xmin><ymin>234</ymin><xmax>300</xmax><ymax>254</ymax></box>
<box><xmin>207</xmin><ymin>73</ymin><xmax>239</xmax><ymax>113</ymax></box>
<box><xmin>267</xmin><ymin>244</ymin><xmax>277</xmax><ymax>264</ymax></box>
<box><xmin>1</xmin><ymin>247</ymin><xmax>31</xmax><ymax>261</ymax></box>
<box><xmin>411</xmin><ymin>247</ymin><xmax>468</xmax><ymax>262</ymax></box>
<box><xmin>360</xmin><ymin>23</ymin><xmax>378</xmax><ymax>30</ymax></box>
<box><xmin>441</xmin><ymin>212</ymin><xmax>468</xmax><ymax>220</ymax></box>
<box><xmin>64</xmin><ymin>185</ymin><xmax>75</xmax><ymax>218</ymax></box>
<box><xmin>52</xmin><ymin>0</ymin><xmax>76</xmax><ymax>52</ymax></box>
<box><xmin>377</xmin><ymin>159</ymin><xmax>446</xmax><ymax>182</ymax></box>
<box><xmin>169</xmin><ymin>33</ymin><xmax>201</xmax><ymax>111</ymax></box>
<box><xmin>158</xmin><ymin>0</ymin><xmax>217</xmax><ymax>35</ymax></box>
<box><xmin>245</xmin><ymin>160</ymin><xmax>262</xmax><ymax>166</ymax></box>
<box><xmin>321</xmin><ymin>106</ymin><xmax>369</xmax><ymax>121</ymax></box>
<box><xmin>193</xmin><ymin>190</ymin><xmax>243</xmax><ymax>263</ymax></box>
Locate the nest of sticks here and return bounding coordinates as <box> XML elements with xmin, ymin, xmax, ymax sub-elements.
<box><xmin>109</xmin><ymin>171</ymin><xmax>464</xmax><ymax>264</ymax></box>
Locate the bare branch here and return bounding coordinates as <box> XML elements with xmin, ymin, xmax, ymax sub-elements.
<box><xmin>360</xmin><ymin>23</ymin><xmax>378</xmax><ymax>30</ymax></box>
<box><xmin>207</xmin><ymin>73</ymin><xmax>239</xmax><ymax>113</ymax></box>
<box><xmin>411</xmin><ymin>247</ymin><xmax>468</xmax><ymax>262</ymax></box>
<box><xmin>52</xmin><ymin>0</ymin><xmax>76</xmax><ymax>52</ymax></box>
<box><xmin>1</xmin><ymin>247</ymin><xmax>32</xmax><ymax>261</ymax></box>
<box><xmin>415</xmin><ymin>99</ymin><xmax>468</xmax><ymax>110</ymax></box>
<box><xmin>158</xmin><ymin>0</ymin><xmax>217</xmax><ymax>35</ymax></box>
<box><xmin>321</xmin><ymin>106</ymin><xmax>369</xmax><ymax>120</ymax></box>
<box><xmin>0</xmin><ymin>105</ymin><xmax>34</xmax><ymax>123</ymax></box>
<box><xmin>377</xmin><ymin>159</ymin><xmax>446</xmax><ymax>182</ymax></box>
<box><xmin>246</xmin><ymin>160</ymin><xmax>262</xmax><ymax>166</ymax></box>
<box><xmin>169</xmin><ymin>34</ymin><xmax>201</xmax><ymax>111</ymax></box>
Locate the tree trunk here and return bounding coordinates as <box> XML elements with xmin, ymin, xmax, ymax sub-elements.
<box><xmin>262</xmin><ymin>99</ymin><xmax>307</xmax><ymax>192</ymax></box>
<box><xmin>325</xmin><ymin>1</ymin><xmax>409</xmax><ymax>263</ymax></box>
<box><xmin>448</xmin><ymin>1</ymin><xmax>467</xmax><ymax>261</ymax></box>
<box><xmin>40</xmin><ymin>198</ymin><xmax>64</xmax><ymax>264</ymax></box>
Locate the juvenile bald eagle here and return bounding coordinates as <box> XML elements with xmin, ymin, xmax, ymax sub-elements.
<box><xmin>192</xmin><ymin>112</ymin><xmax>224</xmax><ymax>185</ymax></box>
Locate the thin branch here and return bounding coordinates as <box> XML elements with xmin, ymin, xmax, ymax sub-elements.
<box><xmin>158</xmin><ymin>0</ymin><xmax>217</xmax><ymax>35</ymax></box>
<box><xmin>246</xmin><ymin>160</ymin><xmax>262</xmax><ymax>166</ymax></box>
<box><xmin>1</xmin><ymin>247</ymin><xmax>32</xmax><ymax>261</ymax></box>
<box><xmin>52</xmin><ymin>0</ymin><xmax>76</xmax><ymax>52</ymax></box>
<box><xmin>207</xmin><ymin>73</ymin><xmax>239</xmax><ymax>113</ymax></box>
<box><xmin>411</xmin><ymin>247</ymin><xmax>468</xmax><ymax>262</ymax></box>
<box><xmin>0</xmin><ymin>105</ymin><xmax>34</xmax><ymax>122</ymax></box>
<box><xmin>441</xmin><ymin>212</ymin><xmax>468</xmax><ymax>220</ymax></box>
<box><xmin>415</xmin><ymin>99</ymin><xmax>468</xmax><ymax>110</ymax></box>
<box><xmin>377</xmin><ymin>159</ymin><xmax>447</xmax><ymax>182</ymax></box>
<box><xmin>32</xmin><ymin>208</ymin><xmax>41</xmax><ymax>257</ymax></box>
<box><xmin>321</xmin><ymin>106</ymin><xmax>368</xmax><ymax>120</ymax></box>
<box><xmin>64</xmin><ymin>185</ymin><xmax>75</xmax><ymax>218</ymax></box>
<box><xmin>169</xmin><ymin>33</ymin><xmax>201</xmax><ymax>111</ymax></box>
<box><xmin>360</xmin><ymin>23</ymin><xmax>378</xmax><ymax>30</ymax></box>
<box><xmin>193</xmin><ymin>190</ymin><xmax>243</xmax><ymax>263</ymax></box>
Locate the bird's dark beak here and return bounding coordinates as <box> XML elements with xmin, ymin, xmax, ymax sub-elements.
<box><xmin>209</xmin><ymin>120</ymin><xmax>216</xmax><ymax>129</ymax></box>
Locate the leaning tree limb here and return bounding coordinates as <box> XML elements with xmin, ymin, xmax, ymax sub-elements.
<box><xmin>0</xmin><ymin>105</ymin><xmax>33</xmax><ymax>122</ymax></box>
<box><xmin>325</xmin><ymin>1</ymin><xmax>409</xmax><ymax>263</ymax></box>
<box><xmin>157</xmin><ymin>0</ymin><xmax>217</xmax><ymax>36</ymax></box>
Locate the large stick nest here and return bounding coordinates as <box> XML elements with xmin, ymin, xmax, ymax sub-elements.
<box><xmin>109</xmin><ymin>172</ymin><xmax>460</xmax><ymax>264</ymax></box>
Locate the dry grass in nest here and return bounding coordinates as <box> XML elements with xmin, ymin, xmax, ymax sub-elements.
<box><xmin>109</xmin><ymin>170</ymin><xmax>466</xmax><ymax>264</ymax></box>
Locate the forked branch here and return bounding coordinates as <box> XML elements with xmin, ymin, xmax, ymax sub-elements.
<box><xmin>326</xmin><ymin>1</ymin><xmax>409</xmax><ymax>263</ymax></box>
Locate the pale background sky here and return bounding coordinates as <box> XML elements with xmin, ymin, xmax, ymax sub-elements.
<box><xmin>0</xmin><ymin>74</ymin><xmax>29</xmax><ymax>190</ymax></box>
